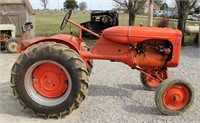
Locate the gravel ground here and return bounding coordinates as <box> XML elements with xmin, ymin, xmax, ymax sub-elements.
<box><xmin>0</xmin><ymin>46</ymin><xmax>199</xmax><ymax>123</ymax></box>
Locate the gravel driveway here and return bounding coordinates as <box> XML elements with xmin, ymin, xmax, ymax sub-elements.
<box><xmin>0</xmin><ymin>46</ymin><xmax>199</xmax><ymax>123</ymax></box>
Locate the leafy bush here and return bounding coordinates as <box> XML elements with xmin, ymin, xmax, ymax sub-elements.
<box><xmin>157</xmin><ymin>16</ymin><xmax>169</xmax><ymax>28</ymax></box>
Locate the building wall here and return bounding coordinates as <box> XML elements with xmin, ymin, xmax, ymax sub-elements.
<box><xmin>0</xmin><ymin>0</ymin><xmax>23</xmax><ymax>4</ymax></box>
<box><xmin>0</xmin><ymin>0</ymin><xmax>35</xmax><ymax>38</ymax></box>
<box><xmin>25</xmin><ymin>6</ymin><xmax>35</xmax><ymax>38</ymax></box>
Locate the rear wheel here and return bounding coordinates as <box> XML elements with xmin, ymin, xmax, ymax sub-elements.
<box><xmin>140</xmin><ymin>68</ymin><xmax>169</xmax><ymax>91</ymax></box>
<box><xmin>11</xmin><ymin>42</ymin><xmax>89</xmax><ymax>118</ymax></box>
<box><xmin>155</xmin><ymin>78</ymin><xmax>194</xmax><ymax>115</ymax></box>
<box><xmin>5</xmin><ymin>38</ymin><xmax>18</xmax><ymax>53</ymax></box>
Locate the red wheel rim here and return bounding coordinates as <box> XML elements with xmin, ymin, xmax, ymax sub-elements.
<box><xmin>33</xmin><ymin>63</ymin><xmax>68</xmax><ymax>98</ymax></box>
<box><xmin>163</xmin><ymin>84</ymin><xmax>190</xmax><ymax>111</ymax></box>
<box><xmin>146</xmin><ymin>69</ymin><xmax>168</xmax><ymax>87</ymax></box>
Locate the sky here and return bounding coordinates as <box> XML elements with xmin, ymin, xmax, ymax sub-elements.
<box><xmin>29</xmin><ymin>0</ymin><xmax>178</xmax><ymax>10</ymax></box>
<box><xmin>29</xmin><ymin>0</ymin><xmax>115</xmax><ymax>10</ymax></box>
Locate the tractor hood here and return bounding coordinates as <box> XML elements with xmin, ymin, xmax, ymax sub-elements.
<box><xmin>102</xmin><ymin>26</ymin><xmax>182</xmax><ymax>44</ymax></box>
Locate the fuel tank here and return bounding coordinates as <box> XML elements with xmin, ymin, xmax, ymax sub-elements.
<box><xmin>102</xmin><ymin>26</ymin><xmax>182</xmax><ymax>44</ymax></box>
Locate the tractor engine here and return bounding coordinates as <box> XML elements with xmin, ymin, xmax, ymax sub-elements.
<box><xmin>101</xmin><ymin>26</ymin><xmax>182</xmax><ymax>68</ymax></box>
<box><xmin>133</xmin><ymin>40</ymin><xmax>172</xmax><ymax>68</ymax></box>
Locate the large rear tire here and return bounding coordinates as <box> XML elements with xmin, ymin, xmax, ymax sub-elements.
<box><xmin>155</xmin><ymin>78</ymin><xmax>194</xmax><ymax>115</ymax></box>
<box><xmin>11</xmin><ymin>42</ymin><xmax>89</xmax><ymax>118</ymax></box>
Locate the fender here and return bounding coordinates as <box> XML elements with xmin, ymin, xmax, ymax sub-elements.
<box><xmin>18</xmin><ymin>34</ymin><xmax>92</xmax><ymax>71</ymax></box>
<box><xmin>19</xmin><ymin>34</ymin><xmax>80</xmax><ymax>53</ymax></box>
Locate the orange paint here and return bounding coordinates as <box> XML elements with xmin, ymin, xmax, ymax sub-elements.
<box><xmin>103</xmin><ymin>26</ymin><xmax>177</xmax><ymax>44</ymax></box>
<box><xmin>18</xmin><ymin>18</ymin><xmax>182</xmax><ymax>81</ymax></box>
<box><xmin>33</xmin><ymin>63</ymin><xmax>68</xmax><ymax>98</ymax></box>
<box><xmin>163</xmin><ymin>84</ymin><xmax>190</xmax><ymax>110</ymax></box>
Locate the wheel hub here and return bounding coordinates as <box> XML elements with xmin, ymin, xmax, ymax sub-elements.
<box><xmin>33</xmin><ymin>63</ymin><xmax>68</xmax><ymax>98</ymax></box>
<box><xmin>163</xmin><ymin>84</ymin><xmax>189</xmax><ymax>110</ymax></box>
<box><xmin>8</xmin><ymin>42</ymin><xmax>17</xmax><ymax>52</ymax></box>
<box><xmin>173</xmin><ymin>94</ymin><xmax>180</xmax><ymax>102</ymax></box>
<box><xmin>40</xmin><ymin>72</ymin><xmax>59</xmax><ymax>90</ymax></box>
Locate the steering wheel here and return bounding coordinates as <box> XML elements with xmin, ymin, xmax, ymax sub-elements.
<box><xmin>60</xmin><ymin>9</ymin><xmax>72</xmax><ymax>30</ymax></box>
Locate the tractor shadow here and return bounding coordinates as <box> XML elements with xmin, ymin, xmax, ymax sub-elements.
<box><xmin>0</xmin><ymin>81</ymin><xmax>161</xmax><ymax>117</ymax></box>
<box><xmin>181</xmin><ymin>46</ymin><xmax>200</xmax><ymax>58</ymax></box>
<box><xmin>88</xmin><ymin>84</ymin><xmax>143</xmax><ymax>97</ymax></box>
<box><xmin>123</xmin><ymin>104</ymin><xmax>161</xmax><ymax>115</ymax></box>
<box><xmin>0</xmin><ymin>50</ymin><xmax>10</xmax><ymax>54</ymax></box>
<box><xmin>0</xmin><ymin>50</ymin><xmax>19</xmax><ymax>55</ymax></box>
<box><xmin>0</xmin><ymin>82</ymin><xmax>33</xmax><ymax>118</ymax></box>
<box><xmin>88</xmin><ymin>83</ymin><xmax>161</xmax><ymax>115</ymax></box>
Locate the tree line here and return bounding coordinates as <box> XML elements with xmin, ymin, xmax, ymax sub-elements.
<box><xmin>39</xmin><ymin>0</ymin><xmax>87</xmax><ymax>11</ymax></box>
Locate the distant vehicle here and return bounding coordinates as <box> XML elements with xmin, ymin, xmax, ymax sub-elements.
<box><xmin>154</xmin><ymin>10</ymin><xmax>164</xmax><ymax>17</ymax></box>
<box><xmin>190</xmin><ymin>14</ymin><xmax>200</xmax><ymax>21</ymax></box>
<box><xmin>0</xmin><ymin>24</ymin><xmax>18</xmax><ymax>53</ymax></box>
<box><xmin>187</xmin><ymin>15</ymin><xmax>193</xmax><ymax>20</ymax></box>
<box><xmin>172</xmin><ymin>15</ymin><xmax>179</xmax><ymax>19</ymax></box>
<box><xmin>80</xmin><ymin>10</ymin><xmax>119</xmax><ymax>36</ymax></box>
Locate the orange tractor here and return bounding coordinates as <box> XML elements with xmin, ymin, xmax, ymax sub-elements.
<box><xmin>11</xmin><ymin>10</ymin><xmax>194</xmax><ymax>118</ymax></box>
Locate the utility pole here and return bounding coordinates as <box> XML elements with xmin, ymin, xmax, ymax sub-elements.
<box><xmin>148</xmin><ymin>0</ymin><xmax>153</xmax><ymax>27</ymax></box>
<box><xmin>198</xmin><ymin>21</ymin><xmax>200</xmax><ymax>47</ymax></box>
<box><xmin>198</xmin><ymin>8</ymin><xmax>200</xmax><ymax>47</ymax></box>
<box><xmin>197</xmin><ymin>7</ymin><xmax>200</xmax><ymax>47</ymax></box>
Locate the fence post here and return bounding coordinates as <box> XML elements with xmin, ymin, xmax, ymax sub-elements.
<box><xmin>148</xmin><ymin>0</ymin><xmax>153</xmax><ymax>27</ymax></box>
<box><xmin>198</xmin><ymin>21</ymin><xmax>200</xmax><ymax>47</ymax></box>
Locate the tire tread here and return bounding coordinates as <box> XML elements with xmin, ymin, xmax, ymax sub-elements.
<box><xmin>11</xmin><ymin>42</ymin><xmax>89</xmax><ymax>118</ymax></box>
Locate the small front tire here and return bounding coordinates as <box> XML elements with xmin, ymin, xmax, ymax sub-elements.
<box><xmin>155</xmin><ymin>78</ymin><xmax>194</xmax><ymax>115</ymax></box>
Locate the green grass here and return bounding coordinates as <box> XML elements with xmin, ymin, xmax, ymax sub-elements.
<box><xmin>35</xmin><ymin>11</ymin><xmax>90</xmax><ymax>36</ymax></box>
<box><xmin>184</xmin><ymin>35</ymin><xmax>191</xmax><ymax>43</ymax></box>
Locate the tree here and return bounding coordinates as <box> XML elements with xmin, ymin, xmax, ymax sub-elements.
<box><xmin>175</xmin><ymin>0</ymin><xmax>197</xmax><ymax>45</ymax></box>
<box><xmin>113</xmin><ymin>0</ymin><xmax>146</xmax><ymax>25</ymax></box>
<box><xmin>40</xmin><ymin>0</ymin><xmax>49</xmax><ymax>10</ymax></box>
<box><xmin>79</xmin><ymin>1</ymin><xmax>87</xmax><ymax>11</ymax></box>
<box><xmin>160</xmin><ymin>2</ymin><xmax>169</xmax><ymax>10</ymax></box>
<box><xmin>64</xmin><ymin>0</ymin><xmax>78</xmax><ymax>10</ymax></box>
<box><xmin>154</xmin><ymin>0</ymin><xmax>163</xmax><ymax>6</ymax></box>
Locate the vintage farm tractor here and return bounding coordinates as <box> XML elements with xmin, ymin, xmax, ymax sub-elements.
<box><xmin>11</xmin><ymin>10</ymin><xmax>194</xmax><ymax>118</ymax></box>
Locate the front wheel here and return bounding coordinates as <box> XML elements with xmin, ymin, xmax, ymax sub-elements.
<box><xmin>5</xmin><ymin>38</ymin><xmax>18</xmax><ymax>53</ymax></box>
<box><xmin>11</xmin><ymin>42</ymin><xmax>89</xmax><ymax>118</ymax></box>
<box><xmin>155</xmin><ymin>78</ymin><xmax>194</xmax><ymax>115</ymax></box>
<box><xmin>140</xmin><ymin>68</ymin><xmax>169</xmax><ymax>91</ymax></box>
